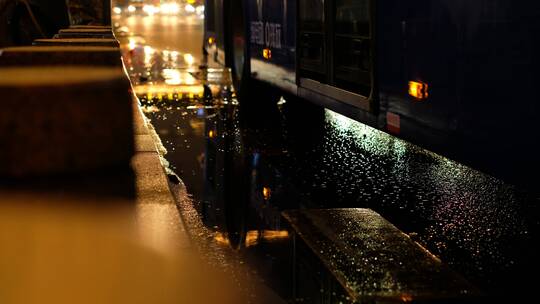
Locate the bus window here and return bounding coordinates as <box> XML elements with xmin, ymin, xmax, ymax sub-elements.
<box><xmin>299</xmin><ymin>0</ymin><xmax>325</xmax><ymax>82</ymax></box>
<box><xmin>300</xmin><ymin>0</ymin><xmax>324</xmax><ymax>32</ymax></box>
<box><xmin>333</xmin><ymin>0</ymin><xmax>372</xmax><ymax>96</ymax></box>
<box><xmin>335</xmin><ymin>0</ymin><xmax>370</xmax><ymax>36</ymax></box>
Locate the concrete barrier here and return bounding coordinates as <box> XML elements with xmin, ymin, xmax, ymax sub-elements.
<box><xmin>33</xmin><ymin>38</ymin><xmax>120</xmax><ymax>47</ymax></box>
<box><xmin>0</xmin><ymin>66</ymin><xmax>134</xmax><ymax>178</ymax></box>
<box><xmin>0</xmin><ymin>46</ymin><xmax>122</xmax><ymax>67</ymax></box>
<box><xmin>283</xmin><ymin>208</ymin><xmax>482</xmax><ymax>303</ymax></box>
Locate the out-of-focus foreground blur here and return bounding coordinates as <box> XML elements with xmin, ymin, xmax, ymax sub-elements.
<box><xmin>0</xmin><ymin>1</ymin><xmax>241</xmax><ymax>303</ymax></box>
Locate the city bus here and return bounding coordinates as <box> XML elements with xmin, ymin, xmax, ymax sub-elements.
<box><xmin>204</xmin><ymin>0</ymin><xmax>540</xmax><ymax>191</ymax></box>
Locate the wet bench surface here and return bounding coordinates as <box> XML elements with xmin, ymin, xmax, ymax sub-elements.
<box><xmin>33</xmin><ymin>38</ymin><xmax>120</xmax><ymax>47</ymax></box>
<box><xmin>283</xmin><ymin>209</ymin><xmax>480</xmax><ymax>303</ymax></box>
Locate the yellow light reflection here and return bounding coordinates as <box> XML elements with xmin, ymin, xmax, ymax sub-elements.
<box><xmin>262</xmin><ymin>187</ymin><xmax>271</xmax><ymax>200</ymax></box>
<box><xmin>208</xmin><ymin>130</ymin><xmax>216</xmax><ymax>138</ymax></box>
<box><xmin>245</xmin><ymin>230</ymin><xmax>289</xmax><ymax>248</ymax></box>
<box><xmin>261</xmin><ymin>230</ymin><xmax>289</xmax><ymax>240</ymax></box>
<box><xmin>134</xmin><ymin>84</ymin><xmax>204</xmax><ymax>99</ymax></box>
<box><xmin>162</xmin><ymin>69</ymin><xmax>197</xmax><ymax>86</ymax></box>
<box><xmin>214</xmin><ymin>232</ymin><xmax>230</xmax><ymax>246</ymax></box>
<box><xmin>245</xmin><ymin>231</ymin><xmax>259</xmax><ymax>248</ymax></box>
<box><xmin>214</xmin><ymin>230</ymin><xmax>289</xmax><ymax>248</ymax></box>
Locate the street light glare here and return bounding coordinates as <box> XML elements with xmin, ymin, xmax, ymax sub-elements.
<box><xmin>185</xmin><ymin>4</ymin><xmax>196</xmax><ymax>13</ymax></box>
<box><xmin>161</xmin><ymin>3</ymin><xmax>180</xmax><ymax>15</ymax></box>
<box><xmin>143</xmin><ymin>5</ymin><xmax>160</xmax><ymax>15</ymax></box>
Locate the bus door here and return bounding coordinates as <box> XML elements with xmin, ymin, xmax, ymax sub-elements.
<box><xmin>299</xmin><ymin>0</ymin><xmax>374</xmax><ymax>111</ymax></box>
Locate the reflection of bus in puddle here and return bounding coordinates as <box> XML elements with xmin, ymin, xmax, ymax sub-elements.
<box><xmin>196</xmin><ymin>101</ymin><xmax>483</xmax><ymax>303</ymax></box>
<box><xmin>197</xmin><ymin>103</ymin><xmax>355</xmax><ymax>302</ymax></box>
<box><xmin>200</xmin><ymin>104</ymin><xmax>288</xmax><ymax>247</ymax></box>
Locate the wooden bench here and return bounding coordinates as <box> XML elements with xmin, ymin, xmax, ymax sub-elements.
<box><xmin>283</xmin><ymin>208</ymin><xmax>481</xmax><ymax>303</ymax></box>
<box><xmin>0</xmin><ymin>46</ymin><xmax>122</xmax><ymax>67</ymax></box>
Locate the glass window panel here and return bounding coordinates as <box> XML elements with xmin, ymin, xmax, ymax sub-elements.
<box><xmin>335</xmin><ymin>0</ymin><xmax>370</xmax><ymax>37</ymax></box>
<box><xmin>334</xmin><ymin>38</ymin><xmax>370</xmax><ymax>72</ymax></box>
<box><xmin>333</xmin><ymin>0</ymin><xmax>372</xmax><ymax>95</ymax></box>
<box><xmin>300</xmin><ymin>0</ymin><xmax>324</xmax><ymax>32</ymax></box>
<box><xmin>300</xmin><ymin>33</ymin><xmax>325</xmax><ymax>72</ymax></box>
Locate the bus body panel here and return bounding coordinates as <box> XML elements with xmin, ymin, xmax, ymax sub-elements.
<box><xmin>377</xmin><ymin>0</ymin><xmax>540</xmax><ymax>187</ymax></box>
<box><xmin>247</xmin><ymin>0</ymin><xmax>297</xmax><ymax>94</ymax></box>
<box><xmin>205</xmin><ymin>0</ymin><xmax>540</xmax><ymax>189</ymax></box>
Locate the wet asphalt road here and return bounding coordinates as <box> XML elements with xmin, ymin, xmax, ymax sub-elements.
<box><xmin>119</xmin><ymin>14</ymin><xmax>203</xmax><ymax>58</ymax></box>
<box><xmin>115</xmin><ymin>11</ymin><xmax>540</xmax><ymax>303</ymax></box>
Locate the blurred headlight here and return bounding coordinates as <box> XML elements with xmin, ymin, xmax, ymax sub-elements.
<box><xmin>196</xmin><ymin>5</ymin><xmax>205</xmax><ymax>15</ymax></box>
<box><xmin>185</xmin><ymin>4</ymin><xmax>195</xmax><ymax>13</ymax></box>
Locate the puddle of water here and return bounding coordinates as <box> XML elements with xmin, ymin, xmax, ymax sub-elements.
<box><xmin>141</xmin><ymin>89</ymin><xmax>539</xmax><ymax>301</ymax></box>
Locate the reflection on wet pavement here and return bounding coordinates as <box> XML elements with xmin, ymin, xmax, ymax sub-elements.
<box><xmin>116</xmin><ymin>11</ymin><xmax>540</xmax><ymax>303</ymax></box>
